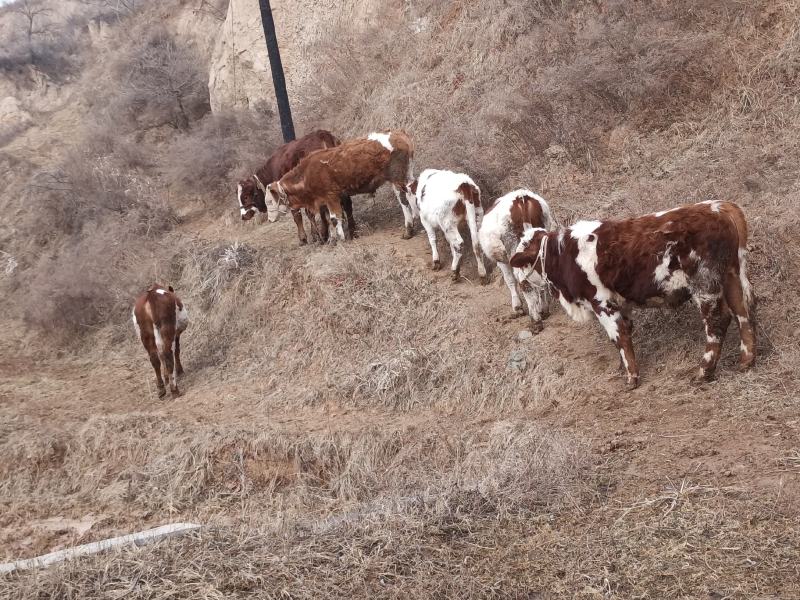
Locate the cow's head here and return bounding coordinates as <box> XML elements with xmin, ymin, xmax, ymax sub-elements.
<box><xmin>509</xmin><ymin>227</ymin><xmax>549</xmax><ymax>286</ymax></box>
<box><xmin>265</xmin><ymin>182</ymin><xmax>290</xmax><ymax>222</ymax></box>
<box><xmin>237</xmin><ymin>178</ymin><xmax>267</xmax><ymax>221</ymax></box>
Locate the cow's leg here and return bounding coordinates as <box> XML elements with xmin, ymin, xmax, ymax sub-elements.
<box><xmin>465</xmin><ymin>204</ymin><xmax>487</xmax><ymax>284</ymax></box>
<box><xmin>421</xmin><ymin>216</ymin><xmax>441</xmax><ymax>270</ymax></box>
<box><xmin>442</xmin><ymin>223</ymin><xmax>465</xmax><ymax>283</ymax></box>
<box><xmin>393</xmin><ymin>183</ymin><xmax>415</xmax><ymax>239</ymax></box>
<box><xmin>723</xmin><ymin>267</ymin><xmax>756</xmax><ymax>371</ymax></box>
<box><xmin>519</xmin><ymin>279</ymin><xmax>545</xmax><ymax>334</ymax></box>
<box><xmin>341</xmin><ymin>194</ymin><xmax>357</xmax><ymax>238</ymax></box>
<box><xmin>695</xmin><ymin>294</ymin><xmax>732</xmax><ymax>381</ymax></box>
<box><xmin>497</xmin><ymin>261</ymin><xmax>524</xmax><ymax>317</ymax></box>
<box><xmin>141</xmin><ymin>331</ymin><xmax>166</xmax><ymax>397</ymax></box>
<box><xmin>159</xmin><ymin>325</ymin><xmax>180</xmax><ymax>397</ymax></box>
<box><xmin>291</xmin><ymin>209</ymin><xmax>308</xmax><ymax>245</ymax></box>
<box><xmin>317</xmin><ymin>206</ymin><xmax>330</xmax><ymax>244</ymax></box>
<box><xmin>175</xmin><ymin>332</ymin><xmax>184</xmax><ymax>377</ymax></box>
<box><xmin>595</xmin><ymin>304</ymin><xmax>639</xmax><ymax>389</ymax></box>
<box><xmin>325</xmin><ymin>196</ymin><xmax>347</xmax><ymax>242</ymax></box>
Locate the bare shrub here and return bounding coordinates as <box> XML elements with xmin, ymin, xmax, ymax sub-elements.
<box><xmin>108</xmin><ymin>23</ymin><xmax>210</xmax><ymax>131</ymax></box>
<box><xmin>161</xmin><ymin>109</ymin><xmax>279</xmax><ymax>198</ymax></box>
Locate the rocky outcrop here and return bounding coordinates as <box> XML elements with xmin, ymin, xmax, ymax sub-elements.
<box><xmin>207</xmin><ymin>0</ymin><xmax>404</xmax><ymax>113</ymax></box>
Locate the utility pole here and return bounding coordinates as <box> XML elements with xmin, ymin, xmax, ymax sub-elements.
<box><xmin>257</xmin><ymin>0</ymin><xmax>295</xmax><ymax>142</ymax></box>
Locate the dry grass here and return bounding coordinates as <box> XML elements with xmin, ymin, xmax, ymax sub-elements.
<box><xmin>2</xmin><ymin>0</ymin><xmax>800</xmax><ymax>597</ymax></box>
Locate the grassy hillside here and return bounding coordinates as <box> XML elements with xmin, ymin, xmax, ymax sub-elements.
<box><xmin>1</xmin><ymin>0</ymin><xmax>799</xmax><ymax>597</ymax></box>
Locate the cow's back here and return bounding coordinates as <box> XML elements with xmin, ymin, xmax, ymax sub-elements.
<box><xmin>259</xmin><ymin>130</ymin><xmax>341</xmax><ymax>184</ymax></box>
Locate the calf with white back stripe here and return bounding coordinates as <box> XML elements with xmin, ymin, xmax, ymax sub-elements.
<box><xmin>509</xmin><ymin>201</ymin><xmax>755</xmax><ymax>388</ymax></box>
<box><xmin>479</xmin><ymin>189</ymin><xmax>555</xmax><ymax>332</ymax></box>
<box><xmin>132</xmin><ymin>285</ymin><xmax>189</xmax><ymax>398</ymax></box>
<box><xmin>412</xmin><ymin>169</ymin><xmax>487</xmax><ymax>283</ymax></box>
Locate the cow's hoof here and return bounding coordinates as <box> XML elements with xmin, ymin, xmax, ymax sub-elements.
<box><xmin>157</xmin><ymin>386</ymin><xmax>167</xmax><ymax>398</ymax></box>
<box><xmin>737</xmin><ymin>358</ymin><xmax>755</xmax><ymax>372</ymax></box>
<box><xmin>625</xmin><ymin>377</ymin><xmax>640</xmax><ymax>391</ymax></box>
<box><xmin>479</xmin><ymin>275</ymin><xmax>490</xmax><ymax>286</ymax></box>
<box><xmin>298</xmin><ymin>239</ymin><xmax>308</xmax><ymax>246</ymax></box>
<box><xmin>402</xmin><ymin>226</ymin><xmax>414</xmax><ymax>240</ymax></box>
<box><xmin>171</xmin><ymin>388</ymin><xmax>181</xmax><ymax>398</ymax></box>
<box><xmin>511</xmin><ymin>306</ymin><xmax>525</xmax><ymax>318</ymax></box>
<box><xmin>176</xmin><ymin>367</ymin><xmax>184</xmax><ymax>377</ymax></box>
<box><xmin>541</xmin><ymin>310</ymin><xmax>551</xmax><ymax>320</ymax></box>
<box><xmin>432</xmin><ymin>260</ymin><xmax>442</xmax><ymax>271</ymax></box>
<box><xmin>530</xmin><ymin>320</ymin><xmax>544</xmax><ymax>334</ymax></box>
<box><xmin>450</xmin><ymin>271</ymin><xmax>460</xmax><ymax>283</ymax></box>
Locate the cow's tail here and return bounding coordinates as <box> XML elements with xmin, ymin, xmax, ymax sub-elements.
<box><xmin>722</xmin><ymin>202</ymin><xmax>754</xmax><ymax>312</ymax></box>
<box><xmin>459</xmin><ymin>182</ymin><xmax>482</xmax><ymax>243</ymax></box>
<box><xmin>538</xmin><ymin>195</ymin><xmax>556</xmax><ymax>231</ymax></box>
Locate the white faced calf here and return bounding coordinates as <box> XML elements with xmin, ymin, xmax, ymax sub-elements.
<box><xmin>412</xmin><ymin>169</ymin><xmax>486</xmax><ymax>283</ymax></box>
<box><xmin>478</xmin><ymin>190</ymin><xmax>555</xmax><ymax>332</ymax></box>
<box><xmin>132</xmin><ymin>285</ymin><xmax>189</xmax><ymax>398</ymax></box>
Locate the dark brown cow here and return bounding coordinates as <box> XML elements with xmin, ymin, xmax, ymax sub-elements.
<box><xmin>265</xmin><ymin>131</ymin><xmax>416</xmax><ymax>241</ymax></box>
<box><xmin>132</xmin><ymin>284</ymin><xmax>189</xmax><ymax>398</ymax></box>
<box><xmin>509</xmin><ymin>201</ymin><xmax>756</xmax><ymax>388</ymax></box>
<box><xmin>237</xmin><ymin>129</ymin><xmax>354</xmax><ymax>244</ymax></box>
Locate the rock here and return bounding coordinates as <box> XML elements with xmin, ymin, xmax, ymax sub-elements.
<box><xmin>0</xmin><ymin>97</ymin><xmax>31</xmax><ymax>128</ymax></box>
<box><xmin>208</xmin><ymin>0</ymin><xmax>406</xmax><ymax>112</ymax></box>
<box><xmin>508</xmin><ymin>349</ymin><xmax>527</xmax><ymax>372</ymax></box>
<box><xmin>517</xmin><ymin>330</ymin><xmax>533</xmax><ymax>342</ymax></box>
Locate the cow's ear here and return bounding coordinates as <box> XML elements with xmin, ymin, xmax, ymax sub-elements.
<box><xmin>168</xmin><ymin>285</ymin><xmax>175</xmax><ymax>293</ymax></box>
<box><xmin>510</xmin><ymin>252</ymin><xmax>536</xmax><ymax>269</ymax></box>
<box><xmin>408</xmin><ymin>179</ymin><xmax>418</xmax><ymax>195</ymax></box>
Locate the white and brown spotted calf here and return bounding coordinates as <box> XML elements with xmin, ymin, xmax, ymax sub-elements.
<box><xmin>479</xmin><ymin>189</ymin><xmax>555</xmax><ymax>332</ymax></box>
<box><xmin>412</xmin><ymin>169</ymin><xmax>486</xmax><ymax>283</ymax></box>
<box><xmin>510</xmin><ymin>201</ymin><xmax>756</xmax><ymax>389</ymax></box>
<box><xmin>132</xmin><ymin>285</ymin><xmax>189</xmax><ymax>398</ymax></box>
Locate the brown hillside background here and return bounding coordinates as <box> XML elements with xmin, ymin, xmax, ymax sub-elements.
<box><xmin>1</xmin><ymin>0</ymin><xmax>799</xmax><ymax>597</ymax></box>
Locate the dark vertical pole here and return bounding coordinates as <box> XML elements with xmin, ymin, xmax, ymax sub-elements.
<box><xmin>257</xmin><ymin>0</ymin><xmax>295</xmax><ymax>142</ymax></box>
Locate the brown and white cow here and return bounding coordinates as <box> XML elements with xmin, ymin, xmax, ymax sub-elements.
<box><xmin>479</xmin><ymin>189</ymin><xmax>556</xmax><ymax>332</ymax></box>
<box><xmin>412</xmin><ymin>168</ymin><xmax>487</xmax><ymax>283</ymax></box>
<box><xmin>265</xmin><ymin>131</ymin><xmax>417</xmax><ymax>241</ymax></box>
<box><xmin>509</xmin><ymin>201</ymin><xmax>756</xmax><ymax>388</ymax></box>
<box><xmin>237</xmin><ymin>129</ymin><xmax>354</xmax><ymax>245</ymax></box>
<box><xmin>132</xmin><ymin>285</ymin><xmax>189</xmax><ymax>398</ymax></box>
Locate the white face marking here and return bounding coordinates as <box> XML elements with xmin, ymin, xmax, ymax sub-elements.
<box><xmin>237</xmin><ymin>184</ymin><xmax>243</xmax><ymax>207</ymax></box>
<box><xmin>156</xmin><ymin>289</ymin><xmax>166</xmax><ymax>295</ymax></box>
<box><xmin>367</xmin><ymin>132</ymin><xmax>393</xmax><ymax>151</ymax></box>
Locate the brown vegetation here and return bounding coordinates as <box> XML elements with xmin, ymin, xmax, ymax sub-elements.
<box><xmin>1</xmin><ymin>0</ymin><xmax>800</xmax><ymax>597</ymax></box>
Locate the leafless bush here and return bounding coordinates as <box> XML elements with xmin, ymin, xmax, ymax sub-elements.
<box><xmin>108</xmin><ymin>23</ymin><xmax>210</xmax><ymax>131</ymax></box>
<box><xmin>161</xmin><ymin>109</ymin><xmax>279</xmax><ymax>198</ymax></box>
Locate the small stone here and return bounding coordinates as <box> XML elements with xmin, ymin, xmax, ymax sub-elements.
<box><xmin>518</xmin><ymin>330</ymin><xmax>533</xmax><ymax>341</ymax></box>
<box><xmin>508</xmin><ymin>349</ymin><xmax>527</xmax><ymax>372</ymax></box>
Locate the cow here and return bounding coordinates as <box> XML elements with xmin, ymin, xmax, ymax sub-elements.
<box><xmin>236</xmin><ymin>129</ymin><xmax>354</xmax><ymax>245</ymax></box>
<box><xmin>132</xmin><ymin>285</ymin><xmax>189</xmax><ymax>398</ymax></box>
<box><xmin>265</xmin><ymin>131</ymin><xmax>417</xmax><ymax>242</ymax></box>
<box><xmin>411</xmin><ymin>169</ymin><xmax>487</xmax><ymax>283</ymax></box>
<box><xmin>509</xmin><ymin>200</ymin><xmax>756</xmax><ymax>389</ymax></box>
<box><xmin>478</xmin><ymin>189</ymin><xmax>556</xmax><ymax>332</ymax></box>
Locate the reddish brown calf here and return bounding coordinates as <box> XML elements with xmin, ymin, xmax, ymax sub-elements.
<box><xmin>266</xmin><ymin>130</ymin><xmax>416</xmax><ymax>241</ymax></box>
<box><xmin>132</xmin><ymin>285</ymin><xmax>189</xmax><ymax>398</ymax></box>
<box><xmin>237</xmin><ymin>129</ymin><xmax>354</xmax><ymax>244</ymax></box>
<box><xmin>510</xmin><ymin>201</ymin><xmax>755</xmax><ymax>388</ymax></box>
